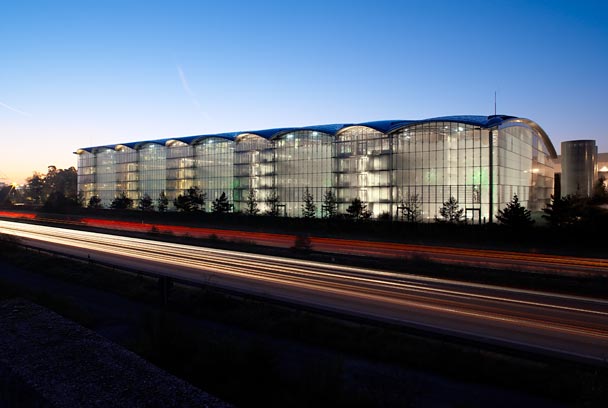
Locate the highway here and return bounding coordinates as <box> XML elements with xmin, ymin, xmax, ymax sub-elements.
<box><xmin>1</xmin><ymin>219</ymin><xmax>607</xmax><ymax>364</ymax></box>
<box><xmin>76</xmin><ymin>217</ymin><xmax>608</xmax><ymax>276</ymax></box>
<box><xmin>3</xmin><ymin>210</ymin><xmax>608</xmax><ymax>276</ymax></box>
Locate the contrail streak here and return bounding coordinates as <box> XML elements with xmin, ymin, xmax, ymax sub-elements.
<box><xmin>177</xmin><ymin>65</ymin><xmax>202</xmax><ymax>110</ymax></box>
<box><xmin>0</xmin><ymin>100</ymin><xmax>30</xmax><ymax>116</ymax></box>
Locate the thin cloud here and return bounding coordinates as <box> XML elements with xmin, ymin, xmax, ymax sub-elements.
<box><xmin>177</xmin><ymin>65</ymin><xmax>202</xmax><ymax>110</ymax></box>
<box><xmin>0</xmin><ymin>100</ymin><xmax>30</xmax><ymax>116</ymax></box>
<box><xmin>176</xmin><ymin>65</ymin><xmax>212</xmax><ymax>123</ymax></box>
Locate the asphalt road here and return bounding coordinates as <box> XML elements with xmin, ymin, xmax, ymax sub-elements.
<box><xmin>1</xmin><ymin>219</ymin><xmax>607</xmax><ymax>364</ymax></box>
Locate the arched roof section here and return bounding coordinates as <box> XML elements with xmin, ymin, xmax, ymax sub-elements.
<box><xmin>269</xmin><ymin>124</ymin><xmax>350</xmax><ymax>140</ymax></box>
<box><xmin>271</xmin><ymin>128</ymin><xmax>335</xmax><ymax>141</ymax></box>
<box><xmin>76</xmin><ymin>115</ymin><xmax>555</xmax><ymax>155</ymax></box>
<box><xmin>76</xmin><ymin>145</ymin><xmax>116</xmax><ymax>154</ymax></box>
<box><xmin>190</xmin><ymin>134</ymin><xmax>237</xmax><ymax>146</ymax></box>
<box><xmin>165</xmin><ymin>139</ymin><xmax>189</xmax><ymax>148</ymax></box>
<box><xmin>337</xmin><ymin>123</ymin><xmax>397</xmax><ymax>136</ymax></box>
<box><xmin>389</xmin><ymin>115</ymin><xmax>519</xmax><ymax>133</ymax></box>
<box><xmin>420</xmin><ymin>115</ymin><xmax>518</xmax><ymax>127</ymax></box>
<box><xmin>122</xmin><ymin>140</ymin><xmax>166</xmax><ymax>150</ymax></box>
<box><xmin>299</xmin><ymin>123</ymin><xmax>349</xmax><ymax>136</ymax></box>
<box><xmin>356</xmin><ymin>120</ymin><xmax>411</xmax><ymax>133</ymax></box>
<box><xmin>91</xmin><ymin>146</ymin><xmax>116</xmax><ymax>154</ymax></box>
<box><xmin>115</xmin><ymin>144</ymin><xmax>137</xmax><ymax>152</ymax></box>
<box><xmin>242</xmin><ymin>127</ymin><xmax>296</xmax><ymax>140</ymax></box>
<box><xmin>235</xmin><ymin>132</ymin><xmax>271</xmax><ymax>144</ymax></box>
<box><xmin>501</xmin><ymin>117</ymin><xmax>557</xmax><ymax>159</ymax></box>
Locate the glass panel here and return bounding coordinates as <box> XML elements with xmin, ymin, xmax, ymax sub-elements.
<box><xmin>195</xmin><ymin>138</ymin><xmax>234</xmax><ymax>212</ymax></box>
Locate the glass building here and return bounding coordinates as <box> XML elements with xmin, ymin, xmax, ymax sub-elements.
<box><xmin>76</xmin><ymin>115</ymin><xmax>556</xmax><ymax>222</ymax></box>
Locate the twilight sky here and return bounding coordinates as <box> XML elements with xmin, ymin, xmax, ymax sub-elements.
<box><xmin>1</xmin><ymin>0</ymin><xmax>607</xmax><ymax>183</ymax></box>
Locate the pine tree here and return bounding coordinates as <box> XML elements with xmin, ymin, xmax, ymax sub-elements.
<box><xmin>321</xmin><ymin>189</ymin><xmax>337</xmax><ymax>218</ymax></box>
<box><xmin>265</xmin><ymin>191</ymin><xmax>282</xmax><ymax>216</ymax></box>
<box><xmin>77</xmin><ymin>191</ymin><xmax>86</xmax><ymax>207</ymax></box>
<box><xmin>212</xmin><ymin>192</ymin><xmax>231</xmax><ymax>214</ymax></box>
<box><xmin>400</xmin><ymin>193</ymin><xmax>422</xmax><ymax>223</ymax></box>
<box><xmin>157</xmin><ymin>191</ymin><xmax>169</xmax><ymax>212</ymax></box>
<box><xmin>88</xmin><ymin>195</ymin><xmax>103</xmax><ymax>209</ymax></box>
<box><xmin>301</xmin><ymin>187</ymin><xmax>316</xmax><ymax>219</ymax></box>
<box><xmin>245</xmin><ymin>188</ymin><xmax>259</xmax><ymax>215</ymax></box>
<box><xmin>496</xmin><ymin>194</ymin><xmax>534</xmax><ymax>229</ymax></box>
<box><xmin>346</xmin><ymin>198</ymin><xmax>372</xmax><ymax>220</ymax></box>
<box><xmin>591</xmin><ymin>177</ymin><xmax>608</xmax><ymax>204</ymax></box>
<box><xmin>138</xmin><ymin>194</ymin><xmax>154</xmax><ymax>211</ymax></box>
<box><xmin>174</xmin><ymin>186</ymin><xmax>206</xmax><ymax>212</ymax></box>
<box><xmin>437</xmin><ymin>196</ymin><xmax>463</xmax><ymax>224</ymax></box>
<box><xmin>542</xmin><ymin>194</ymin><xmax>584</xmax><ymax>227</ymax></box>
<box><xmin>110</xmin><ymin>192</ymin><xmax>133</xmax><ymax>210</ymax></box>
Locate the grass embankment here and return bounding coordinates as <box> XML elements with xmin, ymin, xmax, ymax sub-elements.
<box><xmin>0</xmin><ymin>234</ymin><xmax>607</xmax><ymax>407</ymax></box>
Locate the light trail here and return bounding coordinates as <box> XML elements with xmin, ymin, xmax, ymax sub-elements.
<box><xmin>2</xmin><ymin>211</ymin><xmax>608</xmax><ymax>276</ymax></box>
<box><xmin>1</xmin><ymin>219</ymin><xmax>607</xmax><ymax>363</ymax></box>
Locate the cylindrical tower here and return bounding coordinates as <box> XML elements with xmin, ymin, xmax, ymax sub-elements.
<box><xmin>561</xmin><ymin>140</ymin><xmax>598</xmax><ymax>197</ymax></box>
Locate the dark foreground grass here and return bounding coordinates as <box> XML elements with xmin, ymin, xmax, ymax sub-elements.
<box><xmin>0</xmin><ymin>235</ymin><xmax>607</xmax><ymax>407</ymax></box>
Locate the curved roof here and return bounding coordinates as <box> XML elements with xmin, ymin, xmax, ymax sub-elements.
<box><xmin>76</xmin><ymin>115</ymin><xmax>555</xmax><ymax>156</ymax></box>
<box><xmin>501</xmin><ymin>117</ymin><xmax>557</xmax><ymax>158</ymax></box>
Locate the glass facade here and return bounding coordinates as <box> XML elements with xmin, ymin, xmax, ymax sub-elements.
<box><xmin>166</xmin><ymin>140</ymin><xmax>195</xmax><ymax>203</ymax></box>
<box><xmin>138</xmin><ymin>144</ymin><xmax>166</xmax><ymax>205</ymax></box>
<box><xmin>76</xmin><ymin>150</ymin><xmax>96</xmax><ymax>204</ymax></box>
<box><xmin>392</xmin><ymin>122</ymin><xmax>490</xmax><ymax>222</ymax></box>
<box><xmin>95</xmin><ymin>148</ymin><xmax>117</xmax><ymax>206</ymax></box>
<box><xmin>495</xmin><ymin>124</ymin><xmax>554</xmax><ymax>213</ymax></box>
<box><xmin>115</xmin><ymin>145</ymin><xmax>138</xmax><ymax>201</ymax></box>
<box><xmin>76</xmin><ymin>116</ymin><xmax>556</xmax><ymax>220</ymax></box>
<box><xmin>335</xmin><ymin>126</ymin><xmax>392</xmax><ymax>216</ymax></box>
<box><xmin>234</xmin><ymin>134</ymin><xmax>273</xmax><ymax>213</ymax></box>
<box><xmin>275</xmin><ymin>130</ymin><xmax>333</xmax><ymax>217</ymax></box>
<box><xmin>195</xmin><ymin>137</ymin><xmax>234</xmax><ymax>212</ymax></box>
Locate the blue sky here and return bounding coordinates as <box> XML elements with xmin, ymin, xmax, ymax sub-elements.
<box><xmin>1</xmin><ymin>0</ymin><xmax>607</xmax><ymax>183</ymax></box>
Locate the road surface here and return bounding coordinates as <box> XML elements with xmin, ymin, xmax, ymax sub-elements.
<box><xmin>3</xmin><ymin>211</ymin><xmax>608</xmax><ymax>276</ymax></box>
<box><xmin>1</xmin><ymin>219</ymin><xmax>607</xmax><ymax>364</ymax></box>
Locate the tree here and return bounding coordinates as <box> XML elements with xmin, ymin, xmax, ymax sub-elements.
<box><xmin>174</xmin><ymin>186</ymin><xmax>206</xmax><ymax>212</ymax></box>
<box><xmin>1</xmin><ymin>183</ymin><xmax>23</xmax><ymax>206</ymax></box>
<box><xmin>0</xmin><ymin>185</ymin><xmax>13</xmax><ymax>206</ymax></box>
<box><xmin>157</xmin><ymin>191</ymin><xmax>169</xmax><ymax>212</ymax></box>
<box><xmin>400</xmin><ymin>193</ymin><xmax>422</xmax><ymax>223</ymax></box>
<box><xmin>25</xmin><ymin>172</ymin><xmax>45</xmax><ymax>204</ymax></box>
<box><xmin>88</xmin><ymin>195</ymin><xmax>103</xmax><ymax>209</ymax></box>
<box><xmin>321</xmin><ymin>189</ymin><xmax>338</xmax><ymax>219</ymax></box>
<box><xmin>41</xmin><ymin>165</ymin><xmax>58</xmax><ymax>201</ymax></box>
<box><xmin>437</xmin><ymin>196</ymin><xmax>464</xmax><ymax>224</ymax></box>
<box><xmin>346</xmin><ymin>197</ymin><xmax>372</xmax><ymax>220</ymax></box>
<box><xmin>542</xmin><ymin>194</ymin><xmax>584</xmax><ymax>227</ymax></box>
<box><xmin>265</xmin><ymin>191</ymin><xmax>282</xmax><ymax>216</ymax></box>
<box><xmin>590</xmin><ymin>177</ymin><xmax>608</xmax><ymax>205</ymax></box>
<box><xmin>25</xmin><ymin>166</ymin><xmax>78</xmax><ymax>206</ymax></box>
<box><xmin>110</xmin><ymin>192</ymin><xmax>133</xmax><ymax>209</ymax></box>
<box><xmin>212</xmin><ymin>192</ymin><xmax>231</xmax><ymax>214</ymax></box>
<box><xmin>76</xmin><ymin>191</ymin><xmax>86</xmax><ymax>207</ymax></box>
<box><xmin>496</xmin><ymin>194</ymin><xmax>534</xmax><ymax>229</ymax></box>
<box><xmin>138</xmin><ymin>194</ymin><xmax>154</xmax><ymax>211</ymax></box>
<box><xmin>42</xmin><ymin>191</ymin><xmax>79</xmax><ymax>211</ymax></box>
<box><xmin>245</xmin><ymin>188</ymin><xmax>259</xmax><ymax>215</ymax></box>
<box><xmin>301</xmin><ymin>187</ymin><xmax>316</xmax><ymax>219</ymax></box>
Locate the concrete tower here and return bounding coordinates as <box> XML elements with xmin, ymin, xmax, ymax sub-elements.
<box><xmin>561</xmin><ymin>140</ymin><xmax>598</xmax><ymax>197</ymax></box>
